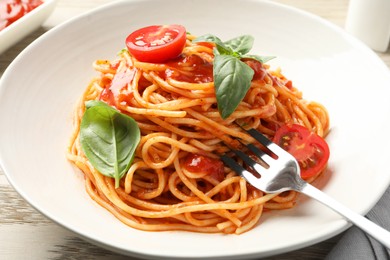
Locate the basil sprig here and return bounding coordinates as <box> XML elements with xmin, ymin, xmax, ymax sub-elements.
<box><xmin>193</xmin><ymin>34</ymin><xmax>275</xmax><ymax>119</ymax></box>
<box><xmin>80</xmin><ymin>100</ymin><xmax>140</xmax><ymax>188</ymax></box>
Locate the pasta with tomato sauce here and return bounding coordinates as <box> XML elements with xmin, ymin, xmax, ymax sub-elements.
<box><xmin>67</xmin><ymin>25</ymin><xmax>330</xmax><ymax>234</ymax></box>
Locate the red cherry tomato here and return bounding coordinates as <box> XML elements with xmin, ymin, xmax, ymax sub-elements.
<box><xmin>273</xmin><ymin>124</ymin><xmax>330</xmax><ymax>179</ymax></box>
<box><xmin>125</xmin><ymin>24</ymin><xmax>187</xmax><ymax>63</ymax></box>
<box><xmin>21</xmin><ymin>1</ymin><xmax>41</xmax><ymax>12</ymax></box>
<box><xmin>0</xmin><ymin>2</ymin><xmax>23</xmax><ymax>24</ymax></box>
<box><xmin>0</xmin><ymin>0</ymin><xmax>43</xmax><ymax>31</ymax></box>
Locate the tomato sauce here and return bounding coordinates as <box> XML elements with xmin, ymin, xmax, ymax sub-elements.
<box><xmin>99</xmin><ymin>61</ymin><xmax>137</xmax><ymax>107</ymax></box>
<box><xmin>244</xmin><ymin>59</ymin><xmax>267</xmax><ymax>81</ymax></box>
<box><xmin>244</xmin><ymin>59</ymin><xmax>294</xmax><ymax>89</ymax></box>
<box><xmin>164</xmin><ymin>54</ymin><xmax>213</xmax><ymax>83</ymax></box>
<box><xmin>184</xmin><ymin>154</ymin><xmax>225</xmax><ymax>182</ymax></box>
<box><xmin>100</xmin><ymin>81</ymin><xmax>135</xmax><ymax>108</ymax></box>
<box><xmin>100</xmin><ymin>54</ymin><xmax>213</xmax><ymax>107</ymax></box>
<box><xmin>0</xmin><ymin>0</ymin><xmax>43</xmax><ymax>31</ymax></box>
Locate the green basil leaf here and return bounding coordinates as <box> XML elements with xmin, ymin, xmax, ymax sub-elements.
<box><xmin>213</xmin><ymin>55</ymin><xmax>254</xmax><ymax>119</ymax></box>
<box><xmin>193</xmin><ymin>34</ymin><xmax>224</xmax><ymax>46</ymax></box>
<box><xmin>85</xmin><ymin>100</ymin><xmax>110</xmax><ymax>109</ymax></box>
<box><xmin>195</xmin><ymin>33</ymin><xmax>277</xmax><ymax>118</ymax></box>
<box><xmin>241</xmin><ymin>54</ymin><xmax>276</xmax><ymax>64</ymax></box>
<box><xmin>224</xmin><ymin>35</ymin><xmax>254</xmax><ymax>55</ymax></box>
<box><xmin>117</xmin><ymin>48</ymin><xmax>129</xmax><ymax>56</ymax></box>
<box><xmin>215</xmin><ymin>45</ymin><xmax>234</xmax><ymax>56</ymax></box>
<box><xmin>80</xmin><ymin>100</ymin><xmax>140</xmax><ymax>188</ymax></box>
<box><xmin>193</xmin><ymin>34</ymin><xmax>233</xmax><ymax>55</ymax></box>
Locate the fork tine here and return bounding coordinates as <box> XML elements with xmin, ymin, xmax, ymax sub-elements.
<box><xmin>247</xmin><ymin>128</ymin><xmax>272</xmax><ymax>146</ymax></box>
<box><xmin>246</xmin><ymin>128</ymin><xmax>286</xmax><ymax>156</ymax></box>
<box><xmin>231</xmin><ymin>149</ymin><xmax>267</xmax><ymax>173</ymax></box>
<box><xmin>221</xmin><ymin>155</ymin><xmax>260</xmax><ymax>185</ymax></box>
<box><xmin>246</xmin><ymin>143</ymin><xmax>273</xmax><ymax>166</ymax></box>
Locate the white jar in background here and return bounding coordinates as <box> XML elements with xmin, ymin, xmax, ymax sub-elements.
<box><xmin>345</xmin><ymin>0</ymin><xmax>390</xmax><ymax>52</ymax></box>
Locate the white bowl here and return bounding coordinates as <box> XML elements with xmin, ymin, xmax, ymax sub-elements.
<box><xmin>1</xmin><ymin>0</ymin><xmax>390</xmax><ymax>259</ymax></box>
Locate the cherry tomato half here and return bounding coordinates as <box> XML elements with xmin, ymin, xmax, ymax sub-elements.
<box><xmin>125</xmin><ymin>24</ymin><xmax>187</xmax><ymax>63</ymax></box>
<box><xmin>273</xmin><ymin>124</ymin><xmax>330</xmax><ymax>179</ymax></box>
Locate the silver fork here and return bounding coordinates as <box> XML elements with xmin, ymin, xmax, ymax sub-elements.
<box><xmin>221</xmin><ymin>128</ymin><xmax>390</xmax><ymax>248</ymax></box>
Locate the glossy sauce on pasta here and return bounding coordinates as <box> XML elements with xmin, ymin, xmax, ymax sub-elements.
<box><xmin>67</xmin><ymin>32</ymin><xmax>330</xmax><ymax>234</ymax></box>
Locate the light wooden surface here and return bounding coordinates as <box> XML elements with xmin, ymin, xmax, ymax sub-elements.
<box><xmin>1</xmin><ymin>0</ymin><xmax>389</xmax><ymax>259</ymax></box>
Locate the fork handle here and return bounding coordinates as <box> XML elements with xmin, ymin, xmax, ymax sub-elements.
<box><xmin>300</xmin><ymin>183</ymin><xmax>390</xmax><ymax>249</ymax></box>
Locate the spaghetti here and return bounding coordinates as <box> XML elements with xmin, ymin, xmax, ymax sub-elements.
<box><xmin>67</xmin><ymin>31</ymin><xmax>329</xmax><ymax>234</ymax></box>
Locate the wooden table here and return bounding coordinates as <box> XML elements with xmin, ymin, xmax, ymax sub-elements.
<box><xmin>1</xmin><ymin>0</ymin><xmax>389</xmax><ymax>259</ymax></box>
